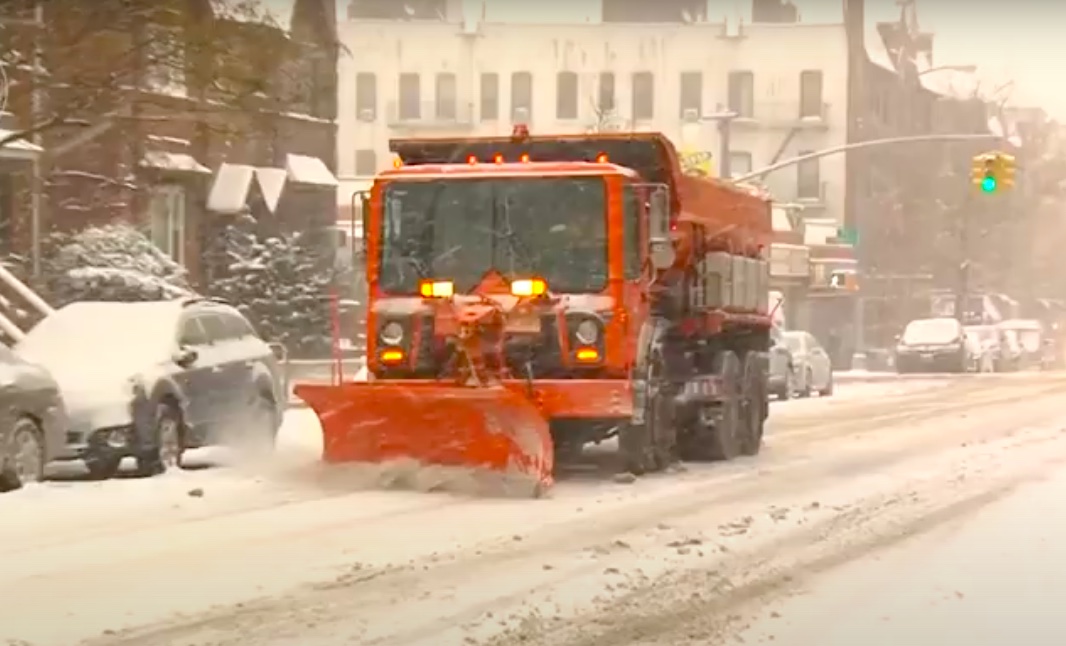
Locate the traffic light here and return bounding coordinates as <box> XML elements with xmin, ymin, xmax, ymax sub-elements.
<box><xmin>971</xmin><ymin>151</ymin><xmax>1018</xmax><ymax>194</ymax></box>
<box><xmin>997</xmin><ymin>152</ymin><xmax>1017</xmax><ymax>190</ymax></box>
<box><xmin>971</xmin><ymin>153</ymin><xmax>998</xmax><ymax>193</ymax></box>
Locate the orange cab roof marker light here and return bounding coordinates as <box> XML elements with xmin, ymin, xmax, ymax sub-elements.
<box><xmin>596</xmin><ymin>153</ymin><xmax>608</xmax><ymax>163</ymax></box>
<box><xmin>520</xmin><ymin>153</ymin><xmax>530</xmax><ymax>163</ymax></box>
<box><xmin>393</xmin><ymin>158</ymin><xmax>403</xmax><ymax>168</ymax></box>
<box><xmin>467</xmin><ymin>154</ymin><xmax>477</xmax><ymax>165</ymax></box>
<box><xmin>494</xmin><ymin>153</ymin><xmax>504</xmax><ymax>164</ymax></box>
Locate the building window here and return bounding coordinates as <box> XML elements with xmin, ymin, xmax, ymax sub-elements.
<box><xmin>679</xmin><ymin>71</ymin><xmax>702</xmax><ymax>118</ymax></box>
<box><xmin>356</xmin><ymin>72</ymin><xmax>377</xmax><ymax>121</ymax></box>
<box><xmin>398</xmin><ymin>73</ymin><xmax>420</xmax><ymax>120</ymax></box>
<box><xmin>797</xmin><ymin>150</ymin><xmax>820</xmax><ymax>199</ymax></box>
<box><xmin>799</xmin><ymin>70</ymin><xmax>824</xmax><ymax>118</ymax></box>
<box><xmin>149</xmin><ymin>184</ymin><xmax>186</xmax><ymax>265</ymax></box>
<box><xmin>435</xmin><ymin>72</ymin><xmax>457</xmax><ymax>120</ymax></box>
<box><xmin>598</xmin><ymin>72</ymin><xmax>615</xmax><ymax>113</ymax></box>
<box><xmin>631</xmin><ymin>71</ymin><xmax>654</xmax><ymax>120</ymax></box>
<box><xmin>355</xmin><ymin>149</ymin><xmax>377</xmax><ymax>176</ymax></box>
<box><xmin>556</xmin><ymin>71</ymin><xmax>578</xmax><ymax>120</ymax></box>
<box><xmin>728</xmin><ymin>70</ymin><xmax>754</xmax><ymax>118</ymax></box>
<box><xmin>511</xmin><ymin>71</ymin><xmax>532</xmax><ymax>122</ymax></box>
<box><xmin>728</xmin><ymin>151</ymin><xmax>753</xmax><ymax>178</ymax></box>
<box><xmin>480</xmin><ymin>72</ymin><xmax>499</xmax><ymax>121</ymax></box>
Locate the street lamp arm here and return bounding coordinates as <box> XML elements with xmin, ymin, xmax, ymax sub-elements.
<box><xmin>731</xmin><ymin>134</ymin><xmax>1005</xmax><ymax>184</ymax></box>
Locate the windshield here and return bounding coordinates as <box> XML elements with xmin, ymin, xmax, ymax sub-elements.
<box><xmin>902</xmin><ymin>318</ymin><xmax>961</xmax><ymax>345</ymax></box>
<box><xmin>378</xmin><ymin>176</ymin><xmax>607</xmax><ymax>294</ymax></box>
<box><xmin>1018</xmin><ymin>329</ymin><xmax>1041</xmax><ymax>352</ymax></box>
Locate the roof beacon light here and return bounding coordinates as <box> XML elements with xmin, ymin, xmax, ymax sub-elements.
<box><xmin>512</xmin><ymin>124</ymin><xmax>530</xmax><ymax>140</ymax></box>
<box><xmin>393</xmin><ymin>158</ymin><xmax>403</xmax><ymax>168</ymax></box>
<box><xmin>596</xmin><ymin>153</ymin><xmax>608</xmax><ymax>163</ymax></box>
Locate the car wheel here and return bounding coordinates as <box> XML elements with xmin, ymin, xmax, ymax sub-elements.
<box><xmin>246</xmin><ymin>392</ymin><xmax>279</xmax><ymax>455</ymax></box>
<box><xmin>819</xmin><ymin>373</ymin><xmax>834</xmax><ymax>397</ymax></box>
<box><xmin>0</xmin><ymin>417</ymin><xmax>45</xmax><ymax>491</ymax></box>
<box><xmin>135</xmin><ymin>402</ymin><xmax>185</xmax><ymax>477</ymax></box>
<box><xmin>799</xmin><ymin>368</ymin><xmax>813</xmax><ymax>398</ymax></box>
<box><xmin>84</xmin><ymin>453</ymin><xmax>122</xmax><ymax>481</ymax></box>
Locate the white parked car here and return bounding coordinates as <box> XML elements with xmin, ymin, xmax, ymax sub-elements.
<box><xmin>15</xmin><ymin>298</ymin><xmax>286</xmax><ymax>479</ymax></box>
<box><xmin>781</xmin><ymin>330</ymin><xmax>834</xmax><ymax>397</ymax></box>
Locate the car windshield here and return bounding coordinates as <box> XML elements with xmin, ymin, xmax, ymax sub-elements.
<box><xmin>378</xmin><ymin>176</ymin><xmax>607</xmax><ymax>294</ymax></box>
<box><xmin>902</xmin><ymin>318</ymin><xmax>961</xmax><ymax>345</ymax></box>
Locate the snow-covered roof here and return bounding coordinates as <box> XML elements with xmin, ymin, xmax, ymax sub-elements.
<box><xmin>864</xmin><ymin>24</ymin><xmax>897</xmax><ymax>73</ymax></box>
<box><xmin>209</xmin><ymin>0</ymin><xmax>294</xmax><ymax>32</ymax></box>
<box><xmin>256</xmin><ymin>167</ymin><xmax>286</xmax><ymax>212</ymax></box>
<box><xmin>286</xmin><ymin>153</ymin><xmax>337</xmax><ymax>187</ymax></box>
<box><xmin>140</xmin><ymin>151</ymin><xmax>211</xmax><ymax>175</ymax></box>
<box><xmin>0</xmin><ymin>128</ymin><xmax>43</xmax><ymax>158</ymax></box>
<box><xmin>207</xmin><ymin>163</ymin><xmax>256</xmax><ymax>214</ymax></box>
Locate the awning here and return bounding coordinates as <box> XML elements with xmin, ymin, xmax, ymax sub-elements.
<box><xmin>0</xmin><ymin>128</ymin><xmax>43</xmax><ymax>161</ymax></box>
<box><xmin>140</xmin><ymin>150</ymin><xmax>211</xmax><ymax>174</ymax></box>
<box><xmin>207</xmin><ymin>163</ymin><xmax>296</xmax><ymax>214</ymax></box>
<box><xmin>286</xmin><ymin>153</ymin><xmax>338</xmax><ymax>187</ymax></box>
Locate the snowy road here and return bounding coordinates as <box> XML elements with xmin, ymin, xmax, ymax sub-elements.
<box><xmin>2</xmin><ymin>373</ymin><xmax>1064</xmax><ymax>645</ymax></box>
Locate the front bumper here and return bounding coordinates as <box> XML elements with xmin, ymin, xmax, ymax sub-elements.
<box><xmin>896</xmin><ymin>350</ymin><xmax>965</xmax><ymax>372</ymax></box>
<box><xmin>54</xmin><ymin>398</ymin><xmax>142</xmax><ymax>461</ymax></box>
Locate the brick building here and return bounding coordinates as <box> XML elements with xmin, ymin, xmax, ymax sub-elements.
<box><xmin>0</xmin><ymin>0</ymin><xmax>337</xmax><ymax>284</ymax></box>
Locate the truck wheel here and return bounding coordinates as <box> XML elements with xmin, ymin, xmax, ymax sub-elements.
<box><xmin>620</xmin><ymin>351</ymin><xmax>675</xmax><ymax>475</ymax></box>
<box><xmin>681</xmin><ymin>351</ymin><xmax>742</xmax><ymax>462</ymax></box>
<box><xmin>740</xmin><ymin>352</ymin><xmax>766</xmax><ymax>456</ymax></box>
<box><xmin>799</xmin><ymin>368</ymin><xmax>813</xmax><ymax>397</ymax></box>
<box><xmin>0</xmin><ymin>417</ymin><xmax>45</xmax><ymax>491</ymax></box>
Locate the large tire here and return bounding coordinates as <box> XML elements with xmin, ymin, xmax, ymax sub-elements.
<box><xmin>740</xmin><ymin>353</ymin><xmax>766</xmax><ymax>456</ymax></box>
<box><xmin>0</xmin><ymin>417</ymin><xmax>45</xmax><ymax>491</ymax></box>
<box><xmin>799</xmin><ymin>367</ymin><xmax>813</xmax><ymax>398</ymax></box>
<box><xmin>681</xmin><ymin>351</ymin><xmax>742</xmax><ymax>462</ymax></box>
<box><xmin>134</xmin><ymin>402</ymin><xmax>185</xmax><ymax>477</ymax></box>
<box><xmin>620</xmin><ymin>349</ymin><xmax>675</xmax><ymax>475</ymax></box>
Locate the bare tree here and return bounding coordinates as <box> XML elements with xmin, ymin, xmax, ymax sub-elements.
<box><xmin>0</xmin><ymin>0</ymin><xmax>312</xmax><ymax>151</ymax></box>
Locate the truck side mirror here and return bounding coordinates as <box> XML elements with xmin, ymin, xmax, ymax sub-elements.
<box><xmin>647</xmin><ymin>185</ymin><xmax>675</xmax><ymax>270</ymax></box>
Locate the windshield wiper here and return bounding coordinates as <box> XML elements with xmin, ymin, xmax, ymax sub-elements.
<box><xmin>489</xmin><ymin>192</ymin><xmax>536</xmax><ymax>274</ymax></box>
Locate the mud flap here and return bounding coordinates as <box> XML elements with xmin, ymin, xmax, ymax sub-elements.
<box><xmin>294</xmin><ymin>382</ymin><xmax>555</xmax><ymax>494</ymax></box>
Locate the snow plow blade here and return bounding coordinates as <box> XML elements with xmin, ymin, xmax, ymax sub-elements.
<box><xmin>294</xmin><ymin>382</ymin><xmax>554</xmax><ymax>496</ymax></box>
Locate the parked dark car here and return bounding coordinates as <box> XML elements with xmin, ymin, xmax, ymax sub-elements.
<box><xmin>895</xmin><ymin>317</ymin><xmax>973</xmax><ymax>373</ymax></box>
<box><xmin>15</xmin><ymin>298</ymin><xmax>286</xmax><ymax>480</ymax></box>
<box><xmin>0</xmin><ymin>345</ymin><xmax>67</xmax><ymax>491</ymax></box>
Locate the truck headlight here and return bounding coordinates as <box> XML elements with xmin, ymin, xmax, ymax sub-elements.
<box><xmin>575</xmin><ymin>319</ymin><xmax>599</xmax><ymax>345</ymax></box>
<box><xmin>379</xmin><ymin>320</ymin><xmax>404</xmax><ymax>346</ymax></box>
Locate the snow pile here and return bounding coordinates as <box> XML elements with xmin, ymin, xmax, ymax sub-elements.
<box><xmin>38</xmin><ymin>223</ymin><xmax>193</xmax><ymax>304</ymax></box>
<box><xmin>204</xmin><ymin>214</ymin><xmax>333</xmax><ymax>357</ymax></box>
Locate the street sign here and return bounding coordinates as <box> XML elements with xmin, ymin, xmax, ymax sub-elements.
<box><xmin>836</xmin><ymin>227</ymin><xmax>858</xmax><ymax>245</ymax></box>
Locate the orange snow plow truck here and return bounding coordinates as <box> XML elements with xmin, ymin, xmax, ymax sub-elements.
<box><xmin>295</xmin><ymin>127</ymin><xmax>773</xmax><ymax>496</ymax></box>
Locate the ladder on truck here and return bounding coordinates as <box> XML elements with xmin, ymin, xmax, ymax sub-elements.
<box><xmin>0</xmin><ymin>262</ymin><xmax>55</xmax><ymax>344</ymax></box>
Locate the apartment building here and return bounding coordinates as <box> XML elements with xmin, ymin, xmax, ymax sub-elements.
<box><xmin>336</xmin><ymin>3</ymin><xmax>849</xmax><ymax>223</ymax></box>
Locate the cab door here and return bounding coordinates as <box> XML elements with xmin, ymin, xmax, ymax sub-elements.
<box><xmin>621</xmin><ymin>183</ymin><xmax>648</xmax><ymax>365</ymax></box>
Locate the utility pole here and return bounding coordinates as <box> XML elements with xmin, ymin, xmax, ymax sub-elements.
<box><xmin>698</xmin><ymin>110</ymin><xmax>737</xmax><ymax>179</ymax></box>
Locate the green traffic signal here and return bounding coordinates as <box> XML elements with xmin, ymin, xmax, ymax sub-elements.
<box><xmin>981</xmin><ymin>176</ymin><xmax>997</xmax><ymax>193</ymax></box>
